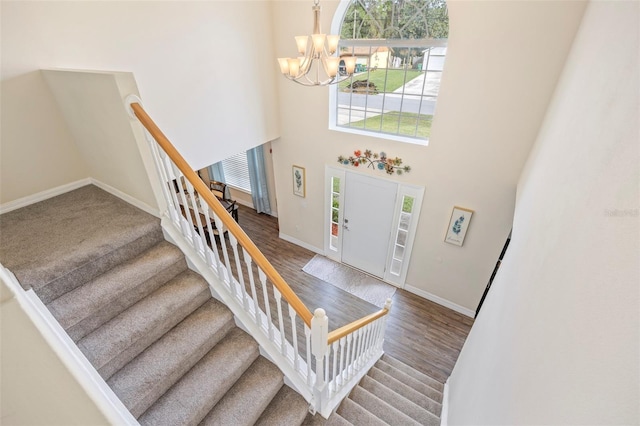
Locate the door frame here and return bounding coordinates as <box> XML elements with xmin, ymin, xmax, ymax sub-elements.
<box><xmin>324</xmin><ymin>165</ymin><xmax>425</xmax><ymax>288</ymax></box>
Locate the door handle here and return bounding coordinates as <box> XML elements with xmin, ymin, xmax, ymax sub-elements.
<box><xmin>343</xmin><ymin>224</ymin><xmax>349</xmax><ymax>231</ymax></box>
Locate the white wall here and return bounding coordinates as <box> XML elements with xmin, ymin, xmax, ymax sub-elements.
<box><xmin>1</xmin><ymin>278</ymin><xmax>110</xmax><ymax>425</ymax></box>
<box><xmin>43</xmin><ymin>70</ymin><xmax>160</xmax><ymax>212</ymax></box>
<box><xmin>446</xmin><ymin>1</ymin><xmax>639</xmax><ymax>423</ymax></box>
<box><xmin>0</xmin><ymin>71</ymin><xmax>89</xmax><ymax>204</ymax></box>
<box><xmin>1</xmin><ymin>1</ymin><xmax>279</xmax><ymax>204</ymax></box>
<box><xmin>271</xmin><ymin>0</ymin><xmax>586</xmax><ymax>312</ymax></box>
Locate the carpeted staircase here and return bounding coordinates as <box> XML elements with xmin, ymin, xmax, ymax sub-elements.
<box><xmin>0</xmin><ymin>184</ymin><xmax>444</xmax><ymax>425</ymax></box>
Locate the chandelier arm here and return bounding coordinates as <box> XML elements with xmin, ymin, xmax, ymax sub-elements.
<box><xmin>278</xmin><ymin>0</ymin><xmax>352</xmax><ymax>87</ymax></box>
<box><xmin>301</xmin><ymin>53</ymin><xmax>314</xmax><ymax>74</ymax></box>
<box><xmin>290</xmin><ymin>77</ymin><xmax>324</xmax><ymax>87</ymax></box>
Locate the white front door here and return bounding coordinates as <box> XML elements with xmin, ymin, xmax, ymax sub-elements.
<box><xmin>341</xmin><ymin>173</ymin><xmax>397</xmax><ymax>278</ymax></box>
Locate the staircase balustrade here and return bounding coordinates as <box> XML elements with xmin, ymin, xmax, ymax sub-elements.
<box><xmin>128</xmin><ymin>99</ymin><xmax>390</xmax><ymax>418</ymax></box>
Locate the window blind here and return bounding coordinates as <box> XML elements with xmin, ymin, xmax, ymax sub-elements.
<box><xmin>222</xmin><ymin>151</ymin><xmax>252</xmax><ymax>193</ymax></box>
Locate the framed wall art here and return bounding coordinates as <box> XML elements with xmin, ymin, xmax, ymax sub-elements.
<box><xmin>445</xmin><ymin>206</ymin><xmax>474</xmax><ymax>246</ymax></box>
<box><xmin>293</xmin><ymin>165</ymin><xmax>306</xmax><ymax>197</ymax></box>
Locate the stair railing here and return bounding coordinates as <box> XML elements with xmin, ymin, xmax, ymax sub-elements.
<box><xmin>128</xmin><ymin>99</ymin><xmax>391</xmax><ymax>418</ymax></box>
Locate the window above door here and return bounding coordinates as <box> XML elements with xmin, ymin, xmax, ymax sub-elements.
<box><xmin>329</xmin><ymin>0</ymin><xmax>449</xmax><ymax>145</ymax></box>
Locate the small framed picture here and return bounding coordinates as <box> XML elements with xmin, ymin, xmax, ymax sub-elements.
<box><xmin>445</xmin><ymin>206</ymin><xmax>474</xmax><ymax>246</ymax></box>
<box><xmin>292</xmin><ymin>165</ymin><xmax>306</xmax><ymax>197</ymax></box>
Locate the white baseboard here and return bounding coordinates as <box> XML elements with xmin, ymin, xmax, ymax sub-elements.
<box><xmin>278</xmin><ymin>232</ymin><xmax>324</xmax><ymax>255</ymax></box>
<box><xmin>0</xmin><ymin>178</ymin><xmax>160</xmax><ymax>218</ymax></box>
<box><xmin>0</xmin><ymin>178</ymin><xmax>91</xmax><ymax>214</ymax></box>
<box><xmin>404</xmin><ymin>284</ymin><xmax>475</xmax><ymax>318</ymax></box>
<box><xmin>89</xmin><ymin>178</ymin><xmax>160</xmax><ymax>218</ymax></box>
<box><xmin>441</xmin><ymin>379</ymin><xmax>450</xmax><ymax>425</ymax></box>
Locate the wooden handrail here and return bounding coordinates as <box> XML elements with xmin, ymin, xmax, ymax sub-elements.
<box><xmin>327</xmin><ymin>308</ymin><xmax>389</xmax><ymax>345</ymax></box>
<box><xmin>131</xmin><ymin>102</ymin><xmax>314</xmax><ymax>327</ymax></box>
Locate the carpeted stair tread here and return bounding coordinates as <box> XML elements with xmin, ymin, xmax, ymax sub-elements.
<box><xmin>47</xmin><ymin>241</ymin><xmax>186</xmax><ymax>341</ymax></box>
<box><xmin>139</xmin><ymin>328</ymin><xmax>259</xmax><ymax>426</ymax></box>
<box><xmin>336</xmin><ymin>397</ymin><xmax>387</xmax><ymax>426</ymax></box>
<box><xmin>327</xmin><ymin>413</ymin><xmax>354</xmax><ymax>426</ymax></box>
<box><xmin>108</xmin><ymin>299</ymin><xmax>235</xmax><ymax>418</ymax></box>
<box><xmin>199</xmin><ymin>356</ymin><xmax>284</xmax><ymax>426</ymax></box>
<box><xmin>375</xmin><ymin>360</ymin><xmax>443</xmax><ymax>402</ymax></box>
<box><xmin>255</xmin><ymin>384</ymin><xmax>309</xmax><ymax>426</ymax></box>
<box><xmin>325</xmin><ymin>414</ymin><xmax>352</xmax><ymax>426</ymax></box>
<box><xmin>368</xmin><ymin>367</ymin><xmax>442</xmax><ymax>416</ymax></box>
<box><xmin>359</xmin><ymin>375</ymin><xmax>441</xmax><ymax>424</ymax></box>
<box><xmin>381</xmin><ymin>354</ymin><xmax>444</xmax><ymax>392</ymax></box>
<box><xmin>0</xmin><ymin>185</ymin><xmax>163</xmax><ymax>303</ymax></box>
<box><xmin>78</xmin><ymin>270</ymin><xmax>210</xmax><ymax>380</ymax></box>
<box><xmin>350</xmin><ymin>385</ymin><xmax>421</xmax><ymax>426</ymax></box>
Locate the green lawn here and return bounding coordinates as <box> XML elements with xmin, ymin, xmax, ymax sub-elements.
<box><xmin>339</xmin><ymin>69</ymin><xmax>422</xmax><ymax>93</ymax></box>
<box><xmin>332</xmin><ymin>177</ymin><xmax>340</xmax><ymax>193</ymax></box>
<box><xmin>347</xmin><ymin>111</ymin><xmax>433</xmax><ymax>139</ymax></box>
<box><xmin>402</xmin><ymin>196</ymin><xmax>415</xmax><ymax>213</ymax></box>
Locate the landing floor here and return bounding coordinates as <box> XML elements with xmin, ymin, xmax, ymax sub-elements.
<box><xmin>236</xmin><ymin>205</ymin><xmax>474</xmax><ymax>382</ymax></box>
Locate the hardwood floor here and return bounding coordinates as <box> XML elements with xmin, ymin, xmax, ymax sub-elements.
<box><xmin>234</xmin><ymin>204</ymin><xmax>474</xmax><ymax>383</ymax></box>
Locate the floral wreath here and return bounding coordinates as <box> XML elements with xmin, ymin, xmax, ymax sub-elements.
<box><xmin>338</xmin><ymin>150</ymin><xmax>411</xmax><ymax>175</ymax></box>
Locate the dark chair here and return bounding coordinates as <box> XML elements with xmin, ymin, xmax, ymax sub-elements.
<box><xmin>209</xmin><ymin>180</ymin><xmax>239</xmax><ymax>222</ymax></box>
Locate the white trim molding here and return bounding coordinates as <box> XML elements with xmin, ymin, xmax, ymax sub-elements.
<box><xmin>0</xmin><ymin>178</ymin><xmax>160</xmax><ymax>218</ymax></box>
<box><xmin>404</xmin><ymin>284</ymin><xmax>475</xmax><ymax>318</ymax></box>
<box><xmin>0</xmin><ymin>178</ymin><xmax>92</xmax><ymax>214</ymax></box>
<box><xmin>441</xmin><ymin>379</ymin><xmax>450</xmax><ymax>425</ymax></box>
<box><xmin>89</xmin><ymin>178</ymin><xmax>160</xmax><ymax>217</ymax></box>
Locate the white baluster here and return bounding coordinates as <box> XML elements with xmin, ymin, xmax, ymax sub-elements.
<box><xmin>207</xmin><ymin>208</ymin><xmax>226</xmax><ymax>282</ymax></box>
<box><xmin>349</xmin><ymin>330</ymin><xmax>359</xmax><ymax>378</ymax></box>
<box><xmin>146</xmin><ymin>138</ymin><xmax>179</xmax><ymax>224</ymax></box>
<box><xmin>185</xmin><ymin>180</ymin><xmax>206</xmax><ymax>255</ymax></box>
<box><xmin>355</xmin><ymin>328</ymin><xmax>364</xmax><ymax>370</ymax></box>
<box><xmin>214</xmin><ymin>214</ymin><xmax>234</xmax><ymax>291</ymax></box>
<box><xmin>359</xmin><ymin>326</ymin><xmax>368</xmax><ymax>365</ymax></box>
<box><xmin>228</xmin><ymin>233</ymin><xmax>248</xmax><ymax>308</ymax></box>
<box><xmin>159</xmin><ymin>162</ymin><xmax>191</xmax><ymax>239</ymax></box>
<box><xmin>258</xmin><ymin>268</ymin><xmax>274</xmax><ymax>340</ymax></box>
<box><xmin>331</xmin><ymin>341</ymin><xmax>339</xmax><ymax>395</ymax></box>
<box><xmin>363</xmin><ymin>323</ymin><xmax>373</xmax><ymax>360</ymax></box>
<box><xmin>345</xmin><ymin>333</ymin><xmax>353</xmax><ymax>380</ymax></box>
<box><xmin>370</xmin><ymin>320</ymin><xmax>380</xmax><ymax>355</ymax></box>
<box><xmin>376</xmin><ymin>318</ymin><xmax>385</xmax><ymax>350</ymax></box>
<box><xmin>381</xmin><ymin>298</ymin><xmax>392</xmax><ymax>350</ymax></box>
<box><xmin>311</xmin><ymin>308</ymin><xmax>329</xmax><ymax>414</ymax></box>
<box><xmin>242</xmin><ymin>248</ymin><xmax>261</xmax><ymax>326</ymax></box>
<box><xmin>359</xmin><ymin>324</ymin><xmax>369</xmax><ymax>364</ymax></box>
<box><xmin>305</xmin><ymin>325</ymin><xmax>312</xmax><ymax>386</ymax></box>
<box><xmin>338</xmin><ymin>337</ymin><xmax>346</xmax><ymax>390</ymax></box>
<box><xmin>288</xmin><ymin>305</ymin><xmax>299</xmax><ymax>371</ymax></box>
<box><xmin>201</xmin><ymin>206</ymin><xmax>222</xmax><ymax>276</ymax></box>
<box><xmin>325</xmin><ymin>348</ymin><xmax>330</xmax><ymax>385</ymax></box>
<box><xmin>367</xmin><ymin>322</ymin><xmax>375</xmax><ymax>356</ymax></box>
<box><xmin>273</xmin><ymin>287</ymin><xmax>287</xmax><ymax>357</ymax></box>
<box><xmin>174</xmin><ymin>167</ymin><xmax>200</xmax><ymax>243</ymax></box>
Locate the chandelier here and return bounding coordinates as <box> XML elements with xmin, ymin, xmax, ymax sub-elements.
<box><xmin>277</xmin><ymin>0</ymin><xmax>356</xmax><ymax>86</ymax></box>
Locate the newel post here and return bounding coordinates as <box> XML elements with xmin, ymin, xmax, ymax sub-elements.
<box><xmin>311</xmin><ymin>308</ymin><xmax>329</xmax><ymax>413</ymax></box>
<box><xmin>380</xmin><ymin>298</ymin><xmax>393</xmax><ymax>348</ymax></box>
<box><xmin>384</xmin><ymin>298</ymin><xmax>392</xmax><ymax>311</ymax></box>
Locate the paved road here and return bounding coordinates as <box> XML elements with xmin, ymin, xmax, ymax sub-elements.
<box><xmin>338</xmin><ymin>92</ymin><xmax>437</xmax><ymax>115</ymax></box>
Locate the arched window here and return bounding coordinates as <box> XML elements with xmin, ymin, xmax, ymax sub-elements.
<box><xmin>330</xmin><ymin>0</ymin><xmax>449</xmax><ymax>144</ymax></box>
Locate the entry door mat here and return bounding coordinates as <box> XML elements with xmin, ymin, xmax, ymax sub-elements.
<box><xmin>302</xmin><ymin>255</ymin><xmax>396</xmax><ymax>308</ymax></box>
